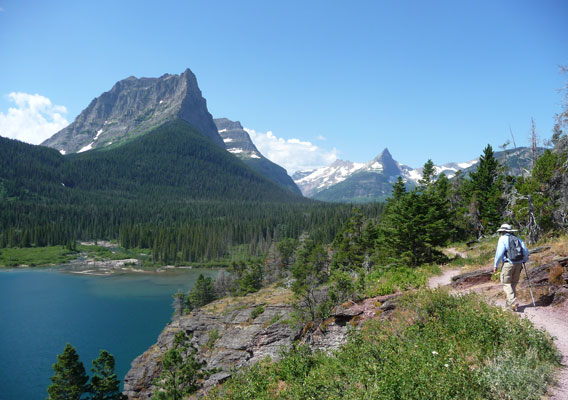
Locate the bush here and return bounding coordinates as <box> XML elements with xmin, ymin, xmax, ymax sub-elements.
<box><xmin>480</xmin><ymin>349</ymin><xmax>555</xmax><ymax>400</ymax></box>
<box><xmin>251</xmin><ymin>305</ymin><xmax>264</xmax><ymax>320</ymax></box>
<box><xmin>207</xmin><ymin>290</ymin><xmax>559</xmax><ymax>400</ymax></box>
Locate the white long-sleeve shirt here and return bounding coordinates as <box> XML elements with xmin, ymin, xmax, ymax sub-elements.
<box><xmin>494</xmin><ymin>233</ymin><xmax>529</xmax><ymax>268</ymax></box>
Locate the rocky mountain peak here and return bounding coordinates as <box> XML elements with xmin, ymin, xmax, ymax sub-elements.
<box><xmin>215</xmin><ymin>118</ymin><xmax>245</xmax><ymax>132</ymax></box>
<box><xmin>365</xmin><ymin>147</ymin><xmax>401</xmax><ymax>176</ymax></box>
<box><xmin>41</xmin><ymin>68</ymin><xmax>224</xmax><ymax>154</ymax></box>
<box><xmin>214</xmin><ymin>118</ymin><xmax>302</xmax><ymax>195</ymax></box>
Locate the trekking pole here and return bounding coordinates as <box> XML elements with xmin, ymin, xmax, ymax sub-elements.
<box><xmin>523</xmin><ymin>262</ymin><xmax>536</xmax><ymax>307</ymax></box>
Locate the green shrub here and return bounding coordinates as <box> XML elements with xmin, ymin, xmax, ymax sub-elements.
<box><xmin>207</xmin><ymin>290</ymin><xmax>559</xmax><ymax>400</ymax></box>
<box><xmin>0</xmin><ymin>246</ymin><xmax>78</xmax><ymax>267</ymax></box>
<box><xmin>251</xmin><ymin>305</ymin><xmax>264</xmax><ymax>320</ymax></box>
<box><xmin>480</xmin><ymin>349</ymin><xmax>555</xmax><ymax>400</ymax></box>
<box><xmin>206</xmin><ymin>329</ymin><xmax>220</xmax><ymax>351</ymax></box>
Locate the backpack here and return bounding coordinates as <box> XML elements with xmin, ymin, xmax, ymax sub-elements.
<box><xmin>507</xmin><ymin>235</ymin><xmax>525</xmax><ymax>262</ymax></box>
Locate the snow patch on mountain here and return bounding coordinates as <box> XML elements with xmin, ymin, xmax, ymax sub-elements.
<box><xmin>294</xmin><ymin>149</ymin><xmax>481</xmax><ymax>198</ymax></box>
<box><xmin>78</xmin><ymin>142</ymin><xmax>94</xmax><ymax>153</ymax></box>
<box><xmin>458</xmin><ymin>159</ymin><xmax>477</xmax><ymax>169</ymax></box>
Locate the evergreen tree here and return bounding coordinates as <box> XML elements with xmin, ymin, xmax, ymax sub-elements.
<box><xmin>151</xmin><ymin>331</ymin><xmax>203</xmax><ymax>400</ymax></box>
<box><xmin>291</xmin><ymin>239</ymin><xmax>329</xmax><ymax>321</ymax></box>
<box><xmin>419</xmin><ymin>159</ymin><xmax>436</xmax><ymax>186</ymax></box>
<box><xmin>330</xmin><ymin>209</ymin><xmax>367</xmax><ymax>294</ymax></box>
<box><xmin>377</xmin><ymin>175</ymin><xmax>451</xmax><ymax>266</ymax></box>
<box><xmin>89</xmin><ymin>350</ymin><xmax>126</xmax><ymax>400</ymax></box>
<box><xmin>467</xmin><ymin>144</ymin><xmax>503</xmax><ymax>236</ymax></box>
<box><xmin>392</xmin><ymin>176</ymin><xmax>407</xmax><ymax>201</ymax></box>
<box><xmin>47</xmin><ymin>343</ymin><xmax>89</xmax><ymax>400</ymax></box>
<box><xmin>236</xmin><ymin>263</ymin><xmax>264</xmax><ymax>295</ymax></box>
<box><xmin>186</xmin><ymin>274</ymin><xmax>216</xmax><ymax>310</ymax></box>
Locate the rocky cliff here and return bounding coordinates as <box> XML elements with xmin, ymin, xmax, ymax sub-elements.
<box><xmin>42</xmin><ymin>69</ymin><xmax>224</xmax><ymax>153</ymax></box>
<box><xmin>123</xmin><ymin>287</ymin><xmax>298</xmax><ymax>399</ymax></box>
<box><xmin>123</xmin><ymin>286</ymin><xmax>397</xmax><ymax>399</ymax></box>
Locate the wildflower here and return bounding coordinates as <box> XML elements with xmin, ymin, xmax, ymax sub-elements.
<box><xmin>444</xmin><ymin>364</ymin><xmax>449</xmax><ymax>367</ymax></box>
<box><xmin>432</xmin><ymin>351</ymin><xmax>438</xmax><ymax>355</ymax></box>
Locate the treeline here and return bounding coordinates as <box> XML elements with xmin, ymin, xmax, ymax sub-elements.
<box><xmin>0</xmin><ymin>120</ymin><xmax>386</xmax><ymax>263</ymax></box>
<box><xmin>290</xmin><ymin>129</ymin><xmax>568</xmax><ymax>322</ymax></box>
<box><xmin>0</xmin><ymin>199</ymin><xmax>383</xmax><ymax>264</ymax></box>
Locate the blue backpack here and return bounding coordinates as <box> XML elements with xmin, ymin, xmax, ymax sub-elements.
<box><xmin>507</xmin><ymin>235</ymin><xmax>525</xmax><ymax>262</ymax></box>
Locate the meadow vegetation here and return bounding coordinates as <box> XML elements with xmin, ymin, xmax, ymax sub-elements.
<box><xmin>207</xmin><ymin>290</ymin><xmax>559</xmax><ymax>400</ymax></box>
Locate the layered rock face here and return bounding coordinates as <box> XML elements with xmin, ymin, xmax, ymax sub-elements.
<box><xmin>42</xmin><ymin>69</ymin><xmax>224</xmax><ymax>153</ymax></box>
<box><xmin>123</xmin><ymin>286</ymin><xmax>398</xmax><ymax>399</ymax></box>
<box><xmin>215</xmin><ymin>118</ymin><xmax>302</xmax><ymax>195</ymax></box>
<box><xmin>123</xmin><ymin>287</ymin><xmax>300</xmax><ymax>400</ymax></box>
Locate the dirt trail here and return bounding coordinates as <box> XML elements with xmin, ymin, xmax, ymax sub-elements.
<box><xmin>427</xmin><ymin>268</ymin><xmax>461</xmax><ymax>289</ymax></box>
<box><xmin>428</xmin><ymin>268</ymin><xmax>568</xmax><ymax>399</ymax></box>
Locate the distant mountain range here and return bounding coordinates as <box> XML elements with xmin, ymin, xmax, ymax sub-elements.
<box><xmin>293</xmin><ymin>147</ymin><xmax>540</xmax><ymax>203</ymax></box>
<box><xmin>30</xmin><ymin>67</ymin><xmax>543</xmax><ymax>205</ymax></box>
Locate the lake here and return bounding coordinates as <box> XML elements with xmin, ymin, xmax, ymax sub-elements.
<box><xmin>0</xmin><ymin>266</ymin><xmax>219</xmax><ymax>400</ymax></box>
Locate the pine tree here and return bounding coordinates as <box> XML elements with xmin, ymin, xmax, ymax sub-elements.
<box><xmin>47</xmin><ymin>343</ymin><xmax>89</xmax><ymax>400</ymax></box>
<box><xmin>90</xmin><ymin>350</ymin><xmax>126</xmax><ymax>400</ymax></box>
<box><xmin>468</xmin><ymin>144</ymin><xmax>503</xmax><ymax>236</ymax></box>
<box><xmin>151</xmin><ymin>331</ymin><xmax>203</xmax><ymax>400</ymax></box>
<box><xmin>292</xmin><ymin>239</ymin><xmax>329</xmax><ymax>321</ymax></box>
<box><xmin>419</xmin><ymin>159</ymin><xmax>436</xmax><ymax>186</ymax></box>
<box><xmin>392</xmin><ymin>176</ymin><xmax>407</xmax><ymax>201</ymax></box>
<box><xmin>186</xmin><ymin>274</ymin><xmax>216</xmax><ymax>310</ymax></box>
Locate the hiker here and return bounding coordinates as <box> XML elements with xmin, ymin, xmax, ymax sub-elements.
<box><xmin>493</xmin><ymin>224</ymin><xmax>529</xmax><ymax>311</ymax></box>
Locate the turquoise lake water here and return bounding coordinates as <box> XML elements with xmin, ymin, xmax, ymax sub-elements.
<box><xmin>0</xmin><ymin>266</ymin><xmax>219</xmax><ymax>400</ymax></box>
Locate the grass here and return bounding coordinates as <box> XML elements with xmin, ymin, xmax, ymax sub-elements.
<box><xmin>0</xmin><ymin>246</ymin><xmax>78</xmax><ymax>267</ymax></box>
<box><xmin>206</xmin><ymin>289</ymin><xmax>559</xmax><ymax>400</ymax></box>
<box><xmin>201</xmin><ymin>285</ymin><xmax>294</xmax><ymax>316</ymax></box>
<box><xmin>77</xmin><ymin>244</ymin><xmax>146</xmax><ymax>262</ymax></box>
<box><xmin>364</xmin><ymin>263</ymin><xmax>442</xmax><ymax>296</ymax></box>
<box><xmin>447</xmin><ymin>237</ymin><xmax>499</xmax><ymax>270</ymax></box>
<box><xmin>0</xmin><ymin>243</ymin><xmax>149</xmax><ymax>267</ymax></box>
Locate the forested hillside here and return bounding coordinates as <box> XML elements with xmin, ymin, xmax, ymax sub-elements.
<box><xmin>1</xmin><ymin>120</ymin><xmax>382</xmax><ymax>263</ymax></box>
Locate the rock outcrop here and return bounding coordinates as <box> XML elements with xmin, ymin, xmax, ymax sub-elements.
<box><xmin>42</xmin><ymin>69</ymin><xmax>224</xmax><ymax>154</ymax></box>
<box><xmin>123</xmin><ymin>287</ymin><xmax>300</xmax><ymax>399</ymax></box>
<box><xmin>123</xmin><ymin>287</ymin><xmax>396</xmax><ymax>399</ymax></box>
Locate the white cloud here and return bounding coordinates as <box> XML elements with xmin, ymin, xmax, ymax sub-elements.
<box><xmin>244</xmin><ymin>128</ymin><xmax>338</xmax><ymax>174</ymax></box>
<box><xmin>317</xmin><ymin>135</ymin><xmax>327</xmax><ymax>141</ymax></box>
<box><xmin>0</xmin><ymin>92</ymin><xmax>70</xmax><ymax>144</ymax></box>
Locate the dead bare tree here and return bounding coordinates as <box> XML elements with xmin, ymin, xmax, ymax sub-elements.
<box><xmin>529</xmin><ymin>118</ymin><xmax>539</xmax><ymax>171</ymax></box>
<box><xmin>509</xmin><ymin>126</ymin><xmax>527</xmax><ymax>176</ymax></box>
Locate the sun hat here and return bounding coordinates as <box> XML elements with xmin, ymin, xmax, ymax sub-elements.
<box><xmin>497</xmin><ymin>223</ymin><xmax>517</xmax><ymax>233</ymax></box>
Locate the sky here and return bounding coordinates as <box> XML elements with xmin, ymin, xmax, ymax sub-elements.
<box><xmin>0</xmin><ymin>0</ymin><xmax>567</xmax><ymax>173</ymax></box>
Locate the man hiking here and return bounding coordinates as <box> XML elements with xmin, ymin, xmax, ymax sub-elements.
<box><xmin>493</xmin><ymin>223</ymin><xmax>529</xmax><ymax>311</ymax></box>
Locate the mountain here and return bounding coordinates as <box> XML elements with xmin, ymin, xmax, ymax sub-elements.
<box><xmin>293</xmin><ymin>160</ymin><xmax>367</xmax><ymax>198</ymax></box>
<box><xmin>41</xmin><ymin>68</ymin><xmax>224</xmax><ymax>153</ymax></box>
<box><xmin>294</xmin><ymin>147</ymin><xmax>542</xmax><ymax>203</ymax></box>
<box><xmin>214</xmin><ymin>118</ymin><xmax>301</xmax><ymax>195</ymax></box>
<box><xmin>2</xmin><ymin>120</ymin><xmax>303</xmax><ymax>203</ymax></box>
<box><xmin>308</xmin><ymin>148</ymin><xmax>409</xmax><ymax>203</ymax></box>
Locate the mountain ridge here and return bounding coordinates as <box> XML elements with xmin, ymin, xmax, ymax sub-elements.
<box><xmin>294</xmin><ymin>147</ymin><xmax>543</xmax><ymax>203</ymax></box>
<box><xmin>41</xmin><ymin>68</ymin><xmax>224</xmax><ymax>153</ymax></box>
<box><xmin>214</xmin><ymin>118</ymin><xmax>301</xmax><ymax>195</ymax></box>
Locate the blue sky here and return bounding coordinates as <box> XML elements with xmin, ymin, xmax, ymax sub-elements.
<box><xmin>0</xmin><ymin>0</ymin><xmax>567</xmax><ymax>172</ymax></box>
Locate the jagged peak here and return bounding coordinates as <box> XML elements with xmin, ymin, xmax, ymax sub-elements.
<box><xmin>329</xmin><ymin>159</ymin><xmax>352</xmax><ymax>168</ymax></box>
<box><xmin>374</xmin><ymin>147</ymin><xmax>392</xmax><ymax>161</ymax></box>
<box><xmin>214</xmin><ymin>118</ymin><xmax>244</xmax><ymax>131</ymax></box>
